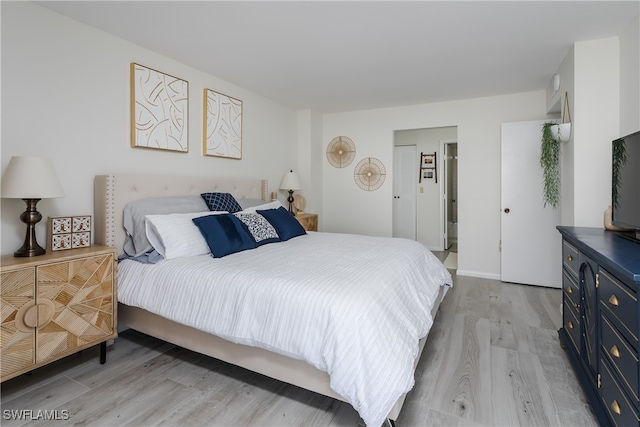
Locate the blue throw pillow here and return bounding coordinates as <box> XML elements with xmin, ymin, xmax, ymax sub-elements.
<box><xmin>257</xmin><ymin>206</ymin><xmax>307</xmax><ymax>241</ymax></box>
<box><xmin>233</xmin><ymin>212</ymin><xmax>281</xmax><ymax>246</ymax></box>
<box><xmin>201</xmin><ymin>192</ymin><xmax>242</xmax><ymax>213</ymax></box>
<box><xmin>192</xmin><ymin>213</ymin><xmax>256</xmax><ymax>258</ymax></box>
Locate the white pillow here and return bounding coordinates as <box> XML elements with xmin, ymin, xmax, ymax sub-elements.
<box><xmin>241</xmin><ymin>200</ymin><xmax>283</xmax><ymax>213</ymax></box>
<box><xmin>145</xmin><ymin>211</ymin><xmax>225</xmax><ymax>259</ymax></box>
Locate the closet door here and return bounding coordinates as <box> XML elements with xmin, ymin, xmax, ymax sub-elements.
<box><xmin>393</xmin><ymin>145</ymin><xmax>417</xmax><ymax>240</ymax></box>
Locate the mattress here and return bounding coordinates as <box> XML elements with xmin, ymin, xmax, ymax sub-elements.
<box><xmin>118</xmin><ymin>231</ymin><xmax>452</xmax><ymax>426</ymax></box>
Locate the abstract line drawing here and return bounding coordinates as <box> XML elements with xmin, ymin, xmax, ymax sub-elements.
<box><xmin>204</xmin><ymin>88</ymin><xmax>243</xmax><ymax>159</ymax></box>
<box><xmin>131</xmin><ymin>63</ymin><xmax>188</xmax><ymax>152</ymax></box>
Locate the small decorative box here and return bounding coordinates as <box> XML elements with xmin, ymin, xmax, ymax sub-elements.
<box><xmin>48</xmin><ymin>215</ymin><xmax>91</xmax><ymax>251</ymax></box>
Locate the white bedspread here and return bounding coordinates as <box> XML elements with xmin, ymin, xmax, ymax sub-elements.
<box><xmin>118</xmin><ymin>232</ymin><xmax>452</xmax><ymax>426</ymax></box>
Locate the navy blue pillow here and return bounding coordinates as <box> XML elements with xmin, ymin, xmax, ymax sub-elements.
<box><xmin>257</xmin><ymin>207</ymin><xmax>307</xmax><ymax>241</ymax></box>
<box><xmin>192</xmin><ymin>213</ymin><xmax>256</xmax><ymax>258</ymax></box>
<box><xmin>201</xmin><ymin>192</ymin><xmax>242</xmax><ymax>213</ymax></box>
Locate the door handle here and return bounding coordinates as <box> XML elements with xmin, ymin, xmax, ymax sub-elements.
<box><xmin>504</xmin><ymin>208</ymin><xmax>510</xmax><ymax>213</ymax></box>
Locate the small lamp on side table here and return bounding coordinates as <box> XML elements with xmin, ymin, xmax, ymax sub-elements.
<box><xmin>279</xmin><ymin>170</ymin><xmax>301</xmax><ymax>215</ymax></box>
<box><xmin>1</xmin><ymin>156</ymin><xmax>64</xmax><ymax>257</ymax></box>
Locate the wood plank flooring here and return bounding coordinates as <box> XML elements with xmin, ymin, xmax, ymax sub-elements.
<box><xmin>1</xmin><ymin>266</ymin><xmax>598</xmax><ymax>426</ymax></box>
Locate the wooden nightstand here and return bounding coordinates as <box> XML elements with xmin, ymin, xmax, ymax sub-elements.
<box><xmin>295</xmin><ymin>213</ymin><xmax>318</xmax><ymax>231</ymax></box>
<box><xmin>1</xmin><ymin>245</ymin><xmax>117</xmax><ymax>382</ymax></box>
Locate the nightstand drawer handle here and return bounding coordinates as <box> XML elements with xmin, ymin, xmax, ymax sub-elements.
<box><xmin>609</xmin><ymin>295</ymin><xmax>619</xmax><ymax>307</ymax></box>
<box><xmin>610</xmin><ymin>345</ymin><xmax>621</xmax><ymax>359</ymax></box>
<box><xmin>566</xmin><ymin>255</ymin><xmax>573</xmax><ymax>261</ymax></box>
<box><xmin>567</xmin><ymin>287</ymin><xmax>573</xmax><ymax>294</ymax></box>
<box><xmin>611</xmin><ymin>400</ymin><xmax>621</xmax><ymax>415</ymax></box>
<box><xmin>567</xmin><ymin>321</ymin><xmax>574</xmax><ymax>329</ymax></box>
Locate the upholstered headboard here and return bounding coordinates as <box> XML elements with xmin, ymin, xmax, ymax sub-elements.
<box><xmin>94</xmin><ymin>174</ymin><xmax>268</xmax><ymax>255</ymax></box>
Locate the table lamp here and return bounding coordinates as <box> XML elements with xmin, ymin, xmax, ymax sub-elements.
<box><xmin>1</xmin><ymin>156</ymin><xmax>64</xmax><ymax>257</ymax></box>
<box><xmin>279</xmin><ymin>170</ymin><xmax>301</xmax><ymax>215</ymax></box>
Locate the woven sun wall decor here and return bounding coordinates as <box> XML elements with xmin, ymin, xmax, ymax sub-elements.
<box><xmin>327</xmin><ymin>136</ymin><xmax>356</xmax><ymax>168</ymax></box>
<box><xmin>131</xmin><ymin>63</ymin><xmax>189</xmax><ymax>152</ymax></box>
<box><xmin>354</xmin><ymin>157</ymin><xmax>386</xmax><ymax>191</ymax></box>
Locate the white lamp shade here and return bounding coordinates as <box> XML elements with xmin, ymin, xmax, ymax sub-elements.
<box><xmin>1</xmin><ymin>156</ymin><xmax>64</xmax><ymax>199</ymax></box>
<box><xmin>279</xmin><ymin>170</ymin><xmax>301</xmax><ymax>191</ymax></box>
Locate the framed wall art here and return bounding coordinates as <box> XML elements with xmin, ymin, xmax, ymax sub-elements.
<box><xmin>419</xmin><ymin>151</ymin><xmax>437</xmax><ymax>183</ymax></box>
<box><xmin>131</xmin><ymin>63</ymin><xmax>189</xmax><ymax>152</ymax></box>
<box><xmin>203</xmin><ymin>88</ymin><xmax>243</xmax><ymax>159</ymax></box>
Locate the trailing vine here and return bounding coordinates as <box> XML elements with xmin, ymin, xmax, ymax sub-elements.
<box><xmin>540</xmin><ymin>122</ymin><xmax>561</xmax><ymax>209</ymax></box>
<box><xmin>612</xmin><ymin>138</ymin><xmax>628</xmax><ymax>210</ymax></box>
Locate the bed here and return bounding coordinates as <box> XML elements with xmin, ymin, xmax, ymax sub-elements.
<box><xmin>94</xmin><ymin>174</ymin><xmax>452</xmax><ymax>426</ymax></box>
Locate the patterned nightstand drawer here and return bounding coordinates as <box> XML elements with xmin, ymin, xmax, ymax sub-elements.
<box><xmin>48</xmin><ymin>216</ymin><xmax>92</xmax><ymax>251</ymax></box>
<box><xmin>295</xmin><ymin>213</ymin><xmax>317</xmax><ymax>232</ymax></box>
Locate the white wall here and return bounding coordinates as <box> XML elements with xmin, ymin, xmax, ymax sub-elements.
<box><xmin>573</xmin><ymin>37</ymin><xmax>620</xmax><ymax>227</ymax></box>
<box><xmin>1</xmin><ymin>2</ymin><xmax>298</xmax><ymax>255</ymax></box>
<box><xmin>619</xmin><ymin>14</ymin><xmax>640</xmax><ymax>135</ymax></box>
<box><xmin>322</xmin><ymin>91</ymin><xmax>549</xmax><ymax>279</ymax></box>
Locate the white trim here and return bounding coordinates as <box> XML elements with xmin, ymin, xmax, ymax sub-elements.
<box><xmin>456</xmin><ymin>269</ymin><xmax>501</xmax><ymax>281</ymax></box>
<box><xmin>440</xmin><ymin>139</ymin><xmax>457</xmax><ymax>251</ymax></box>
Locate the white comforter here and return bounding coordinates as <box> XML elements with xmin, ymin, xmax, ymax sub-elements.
<box><xmin>118</xmin><ymin>232</ymin><xmax>452</xmax><ymax>426</ymax></box>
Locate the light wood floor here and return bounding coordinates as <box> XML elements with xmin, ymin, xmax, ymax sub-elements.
<box><xmin>2</xmin><ymin>267</ymin><xmax>599</xmax><ymax>426</ymax></box>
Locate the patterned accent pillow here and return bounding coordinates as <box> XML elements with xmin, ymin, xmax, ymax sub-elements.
<box><xmin>201</xmin><ymin>192</ymin><xmax>242</xmax><ymax>213</ymax></box>
<box><xmin>234</xmin><ymin>212</ymin><xmax>280</xmax><ymax>246</ymax></box>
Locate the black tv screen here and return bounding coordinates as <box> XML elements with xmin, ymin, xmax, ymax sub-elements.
<box><xmin>612</xmin><ymin>130</ymin><xmax>640</xmax><ymax>236</ymax></box>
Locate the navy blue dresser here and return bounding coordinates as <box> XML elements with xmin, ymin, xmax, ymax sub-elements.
<box><xmin>558</xmin><ymin>226</ymin><xmax>640</xmax><ymax>426</ymax></box>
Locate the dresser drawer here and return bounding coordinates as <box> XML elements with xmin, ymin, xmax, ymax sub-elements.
<box><xmin>601</xmin><ymin>314</ymin><xmax>639</xmax><ymax>404</ymax></box>
<box><xmin>563</xmin><ymin>299</ymin><xmax>581</xmax><ymax>354</ymax></box>
<box><xmin>599</xmin><ymin>269</ymin><xmax>638</xmax><ymax>345</ymax></box>
<box><xmin>563</xmin><ymin>270</ymin><xmax>580</xmax><ymax>311</ymax></box>
<box><xmin>600</xmin><ymin>358</ymin><xmax>640</xmax><ymax>427</ymax></box>
<box><xmin>562</xmin><ymin>240</ymin><xmax>579</xmax><ymax>279</ymax></box>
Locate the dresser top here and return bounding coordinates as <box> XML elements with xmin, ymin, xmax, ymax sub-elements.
<box><xmin>557</xmin><ymin>226</ymin><xmax>640</xmax><ymax>284</ymax></box>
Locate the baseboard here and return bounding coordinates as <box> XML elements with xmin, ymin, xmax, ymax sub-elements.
<box><xmin>456</xmin><ymin>269</ymin><xmax>501</xmax><ymax>280</ymax></box>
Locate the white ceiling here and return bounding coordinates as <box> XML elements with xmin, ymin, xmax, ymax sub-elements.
<box><xmin>37</xmin><ymin>1</ymin><xmax>639</xmax><ymax>113</ymax></box>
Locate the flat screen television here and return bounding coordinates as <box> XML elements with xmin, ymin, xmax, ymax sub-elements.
<box><xmin>612</xmin><ymin>129</ymin><xmax>640</xmax><ymax>242</ymax></box>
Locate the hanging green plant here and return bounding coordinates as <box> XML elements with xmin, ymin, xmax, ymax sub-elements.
<box><xmin>612</xmin><ymin>138</ymin><xmax>628</xmax><ymax>210</ymax></box>
<box><xmin>540</xmin><ymin>122</ymin><xmax>560</xmax><ymax>208</ymax></box>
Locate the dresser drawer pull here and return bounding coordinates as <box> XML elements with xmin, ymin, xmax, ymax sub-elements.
<box><xmin>567</xmin><ymin>321</ymin><xmax>574</xmax><ymax>329</ymax></box>
<box><xmin>566</xmin><ymin>255</ymin><xmax>573</xmax><ymax>261</ymax></box>
<box><xmin>608</xmin><ymin>295</ymin><xmax>619</xmax><ymax>307</ymax></box>
<box><xmin>611</xmin><ymin>400</ymin><xmax>621</xmax><ymax>416</ymax></box>
<box><xmin>610</xmin><ymin>345</ymin><xmax>621</xmax><ymax>359</ymax></box>
<box><xmin>567</xmin><ymin>287</ymin><xmax>573</xmax><ymax>294</ymax></box>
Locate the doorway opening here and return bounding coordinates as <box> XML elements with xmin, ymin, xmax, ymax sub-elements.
<box><xmin>393</xmin><ymin>127</ymin><xmax>458</xmax><ymax>264</ymax></box>
<box><xmin>443</xmin><ymin>141</ymin><xmax>458</xmax><ymax>252</ymax></box>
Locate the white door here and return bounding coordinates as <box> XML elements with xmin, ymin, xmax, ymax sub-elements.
<box><xmin>501</xmin><ymin>121</ymin><xmax>561</xmax><ymax>288</ymax></box>
<box><xmin>393</xmin><ymin>145</ymin><xmax>417</xmax><ymax>240</ymax></box>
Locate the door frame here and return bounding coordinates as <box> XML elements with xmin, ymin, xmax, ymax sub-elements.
<box><xmin>440</xmin><ymin>139</ymin><xmax>457</xmax><ymax>251</ymax></box>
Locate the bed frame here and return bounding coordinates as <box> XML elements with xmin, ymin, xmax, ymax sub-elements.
<box><xmin>94</xmin><ymin>174</ymin><xmax>443</xmax><ymax>422</ymax></box>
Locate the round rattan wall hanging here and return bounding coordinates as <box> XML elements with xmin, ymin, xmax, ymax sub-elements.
<box><xmin>326</xmin><ymin>136</ymin><xmax>356</xmax><ymax>168</ymax></box>
<box><xmin>354</xmin><ymin>157</ymin><xmax>386</xmax><ymax>191</ymax></box>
